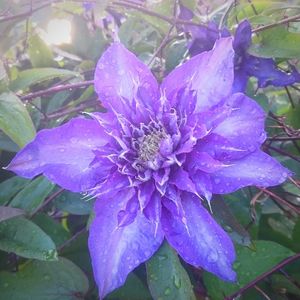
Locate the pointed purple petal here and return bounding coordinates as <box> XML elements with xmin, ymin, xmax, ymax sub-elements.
<box><xmin>89</xmin><ymin>190</ymin><xmax>164</xmax><ymax>299</ymax></box>
<box><xmin>213</xmin><ymin>93</ymin><xmax>266</xmax><ymax>151</ymax></box>
<box><xmin>193</xmin><ymin>172</ymin><xmax>212</xmax><ymax>201</ymax></box>
<box><xmin>144</xmin><ymin>191</ymin><xmax>162</xmax><ymax>235</ymax></box>
<box><xmin>161</xmin><ymin>38</ymin><xmax>234</xmax><ymax>113</ymax></box>
<box><xmin>137</xmin><ymin>180</ymin><xmax>155</xmax><ymax>210</ymax></box>
<box><xmin>162</xmin><ymin>192</ymin><xmax>236</xmax><ymax>281</ymax></box>
<box><xmin>233</xmin><ymin>20</ymin><xmax>252</xmax><ymax>53</ymax></box>
<box><xmin>117</xmin><ymin>195</ymin><xmax>139</xmax><ymax>227</ymax></box>
<box><xmin>169</xmin><ymin>168</ymin><xmax>198</xmax><ymax>195</ymax></box>
<box><xmin>196</xmin><ymin>133</ymin><xmax>248</xmax><ymax>161</ymax></box>
<box><xmin>187</xmin><ymin>151</ymin><xmax>226</xmax><ymax>173</ymax></box>
<box><xmin>245</xmin><ymin>56</ymin><xmax>300</xmax><ymax>88</ymax></box>
<box><xmin>7</xmin><ymin>117</ymin><xmax>110</xmax><ymax>192</ymax></box>
<box><xmin>94</xmin><ymin>42</ymin><xmax>159</xmax><ymax>119</ymax></box>
<box><xmin>211</xmin><ymin>150</ymin><xmax>291</xmax><ymax>194</ymax></box>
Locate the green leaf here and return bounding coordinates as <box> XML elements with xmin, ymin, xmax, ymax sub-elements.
<box><xmin>228</xmin><ymin>1</ymin><xmax>291</xmax><ymax>27</ymax></box>
<box><xmin>0</xmin><ymin>216</ymin><xmax>57</xmax><ymax>261</ymax></box>
<box><xmin>142</xmin><ymin>0</ymin><xmax>174</xmax><ymax>34</ymax></box>
<box><xmin>258</xmin><ymin>214</ymin><xmax>294</xmax><ymax>250</ymax></box>
<box><xmin>211</xmin><ymin>196</ymin><xmax>251</xmax><ymax>246</ymax></box>
<box><xmin>224</xmin><ymin>189</ymin><xmax>261</xmax><ymax>239</ymax></box>
<box><xmin>108</xmin><ymin>273</ymin><xmax>152</xmax><ymax>300</ymax></box>
<box><xmin>146</xmin><ymin>241</ymin><xmax>196</xmax><ymax>300</ymax></box>
<box><xmin>54</xmin><ymin>190</ymin><xmax>93</xmax><ymax>215</ymax></box>
<box><xmin>165</xmin><ymin>40</ymin><xmax>187</xmax><ymax>73</ymax></box>
<box><xmin>0</xmin><ymin>92</ymin><xmax>36</xmax><ymax>147</ymax></box>
<box><xmin>271</xmin><ymin>274</ymin><xmax>300</xmax><ymax>296</ymax></box>
<box><xmin>71</xmin><ymin>16</ymin><xmax>107</xmax><ymax>60</ymax></box>
<box><xmin>0</xmin><ymin>257</ymin><xmax>89</xmax><ymax>300</ymax></box>
<box><xmin>28</xmin><ymin>34</ymin><xmax>55</xmax><ymax>68</ymax></box>
<box><xmin>286</xmin><ymin>105</ymin><xmax>300</xmax><ymax>129</ymax></box>
<box><xmin>0</xmin><ymin>131</ymin><xmax>19</xmax><ymax>152</ymax></box>
<box><xmin>10</xmin><ymin>177</ymin><xmax>55</xmax><ymax>214</ymax></box>
<box><xmin>119</xmin><ymin>17</ymin><xmax>160</xmax><ymax>54</ymax></box>
<box><xmin>292</xmin><ymin>219</ymin><xmax>300</xmax><ymax>252</ymax></box>
<box><xmin>249</xmin><ymin>26</ymin><xmax>300</xmax><ymax>59</ymax></box>
<box><xmin>32</xmin><ymin>213</ymin><xmax>70</xmax><ymax>247</ymax></box>
<box><xmin>0</xmin><ymin>176</ymin><xmax>29</xmax><ymax>206</ymax></box>
<box><xmin>10</xmin><ymin>68</ymin><xmax>79</xmax><ymax>92</ymax></box>
<box><xmin>0</xmin><ymin>206</ymin><xmax>24</xmax><ymax>222</ymax></box>
<box><xmin>203</xmin><ymin>240</ymin><xmax>295</xmax><ymax>299</ymax></box>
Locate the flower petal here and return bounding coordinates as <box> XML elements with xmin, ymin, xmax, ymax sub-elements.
<box><xmin>7</xmin><ymin>117</ymin><xmax>110</xmax><ymax>192</ymax></box>
<box><xmin>233</xmin><ymin>20</ymin><xmax>252</xmax><ymax>54</ymax></box>
<box><xmin>169</xmin><ymin>168</ymin><xmax>198</xmax><ymax>195</ymax></box>
<box><xmin>94</xmin><ymin>42</ymin><xmax>159</xmax><ymax>119</ymax></box>
<box><xmin>245</xmin><ymin>56</ymin><xmax>300</xmax><ymax>88</ymax></box>
<box><xmin>196</xmin><ymin>133</ymin><xmax>248</xmax><ymax>161</ymax></box>
<box><xmin>187</xmin><ymin>151</ymin><xmax>226</xmax><ymax>173</ymax></box>
<box><xmin>213</xmin><ymin>93</ymin><xmax>266</xmax><ymax>151</ymax></box>
<box><xmin>88</xmin><ymin>190</ymin><xmax>164</xmax><ymax>299</ymax></box>
<box><xmin>211</xmin><ymin>150</ymin><xmax>291</xmax><ymax>194</ymax></box>
<box><xmin>193</xmin><ymin>171</ymin><xmax>212</xmax><ymax>201</ymax></box>
<box><xmin>162</xmin><ymin>192</ymin><xmax>236</xmax><ymax>281</ymax></box>
<box><xmin>137</xmin><ymin>180</ymin><xmax>155</xmax><ymax>210</ymax></box>
<box><xmin>161</xmin><ymin>37</ymin><xmax>234</xmax><ymax>113</ymax></box>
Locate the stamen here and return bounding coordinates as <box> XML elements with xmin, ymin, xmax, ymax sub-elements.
<box><xmin>136</xmin><ymin>123</ymin><xmax>167</xmax><ymax>162</ymax></box>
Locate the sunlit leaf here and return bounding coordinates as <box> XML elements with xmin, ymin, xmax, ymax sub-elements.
<box><xmin>10</xmin><ymin>68</ymin><xmax>80</xmax><ymax>92</ymax></box>
<box><xmin>250</xmin><ymin>27</ymin><xmax>300</xmax><ymax>59</ymax></box>
<box><xmin>0</xmin><ymin>92</ymin><xmax>36</xmax><ymax>147</ymax></box>
<box><xmin>28</xmin><ymin>34</ymin><xmax>55</xmax><ymax>68</ymax></box>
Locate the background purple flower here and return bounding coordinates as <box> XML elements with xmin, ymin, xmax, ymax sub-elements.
<box><xmin>7</xmin><ymin>38</ymin><xmax>291</xmax><ymax>298</ymax></box>
<box><xmin>180</xmin><ymin>6</ymin><xmax>300</xmax><ymax>92</ymax></box>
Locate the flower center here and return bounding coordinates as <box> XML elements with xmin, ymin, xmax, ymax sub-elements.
<box><xmin>137</xmin><ymin>124</ymin><xmax>167</xmax><ymax>162</ymax></box>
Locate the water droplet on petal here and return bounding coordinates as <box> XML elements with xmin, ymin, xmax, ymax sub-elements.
<box><xmin>207</xmin><ymin>250</ymin><xmax>218</xmax><ymax>263</ymax></box>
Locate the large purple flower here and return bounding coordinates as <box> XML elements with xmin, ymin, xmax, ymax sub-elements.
<box><xmin>183</xmin><ymin>17</ymin><xmax>300</xmax><ymax>92</ymax></box>
<box><xmin>7</xmin><ymin>38</ymin><xmax>290</xmax><ymax>298</ymax></box>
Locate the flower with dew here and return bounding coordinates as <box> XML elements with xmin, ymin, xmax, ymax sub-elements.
<box><xmin>179</xmin><ymin>5</ymin><xmax>300</xmax><ymax>93</ymax></box>
<box><xmin>7</xmin><ymin>37</ymin><xmax>291</xmax><ymax>298</ymax></box>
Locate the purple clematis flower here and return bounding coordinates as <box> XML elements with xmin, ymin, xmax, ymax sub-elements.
<box><xmin>183</xmin><ymin>17</ymin><xmax>300</xmax><ymax>92</ymax></box>
<box><xmin>7</xmin><ymin>37</ymin><xmax>291</xmax><ymax>298</ymax></box>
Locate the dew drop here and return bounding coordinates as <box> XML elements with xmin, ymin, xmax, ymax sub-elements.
<box><xmin>164</xmin><ymin>287</ymin><xmax>171</xmax><ymax>295</ymax></box>
<box><xmin>158</xmin><ymin>254</ymin><xmax>168</xmax><ymax>261</ymax></box>
<box><xmin>207</xmin><ymin>250</ymin><xmax>219</xmax><ymax>263</ymax></box>
<box><xmin>214</xmin><ymin>178</ymin><xmax>221</xmax><ymax>184</ymax></box>
<box><xmin>233</xmin><ymin>262</ymin><xmax>240</xmax><ymax>269</ymax></box>
<box><xmin>44</xmin><ymin>275</ymin><xmax>50</xmax><ymax>280</ymax></box>
<box><xmin>173</xmin><ymin>276</ymin><xmax>181</xmax><ymax>289</ymax></box>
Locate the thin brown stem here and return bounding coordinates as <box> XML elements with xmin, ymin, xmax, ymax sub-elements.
<box><xmin>260</xmin><ymin>188</ymin><xmax>300</xmax><ymax>214</ymax></box>
<box><xmin>19</xmin><ymin>80</ymin><xmax>94</xmax><ymax>101</ymax></box>
<box><xmin>31</xmin><ymin>188</ymin><xmax>64</xmax><ymax>217</ymax></box>
<box><xmin>0</xmin><ymin>1</ymin><xmax>51</xmax><ymax>23</ymax></box>
<box><xmin>252</xmin><ymin>13</ymin><xmax>300</xmax><ymax>33</ymax></box>
<box><xmin>111</xmin><ymin>0</ymin><xmax>218</xmax><ymax>32</ymax></box>
<box><xmin>225</xmin><ymin>253</ymin><xmax>300</xmax><ymax>299</ymax></box>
